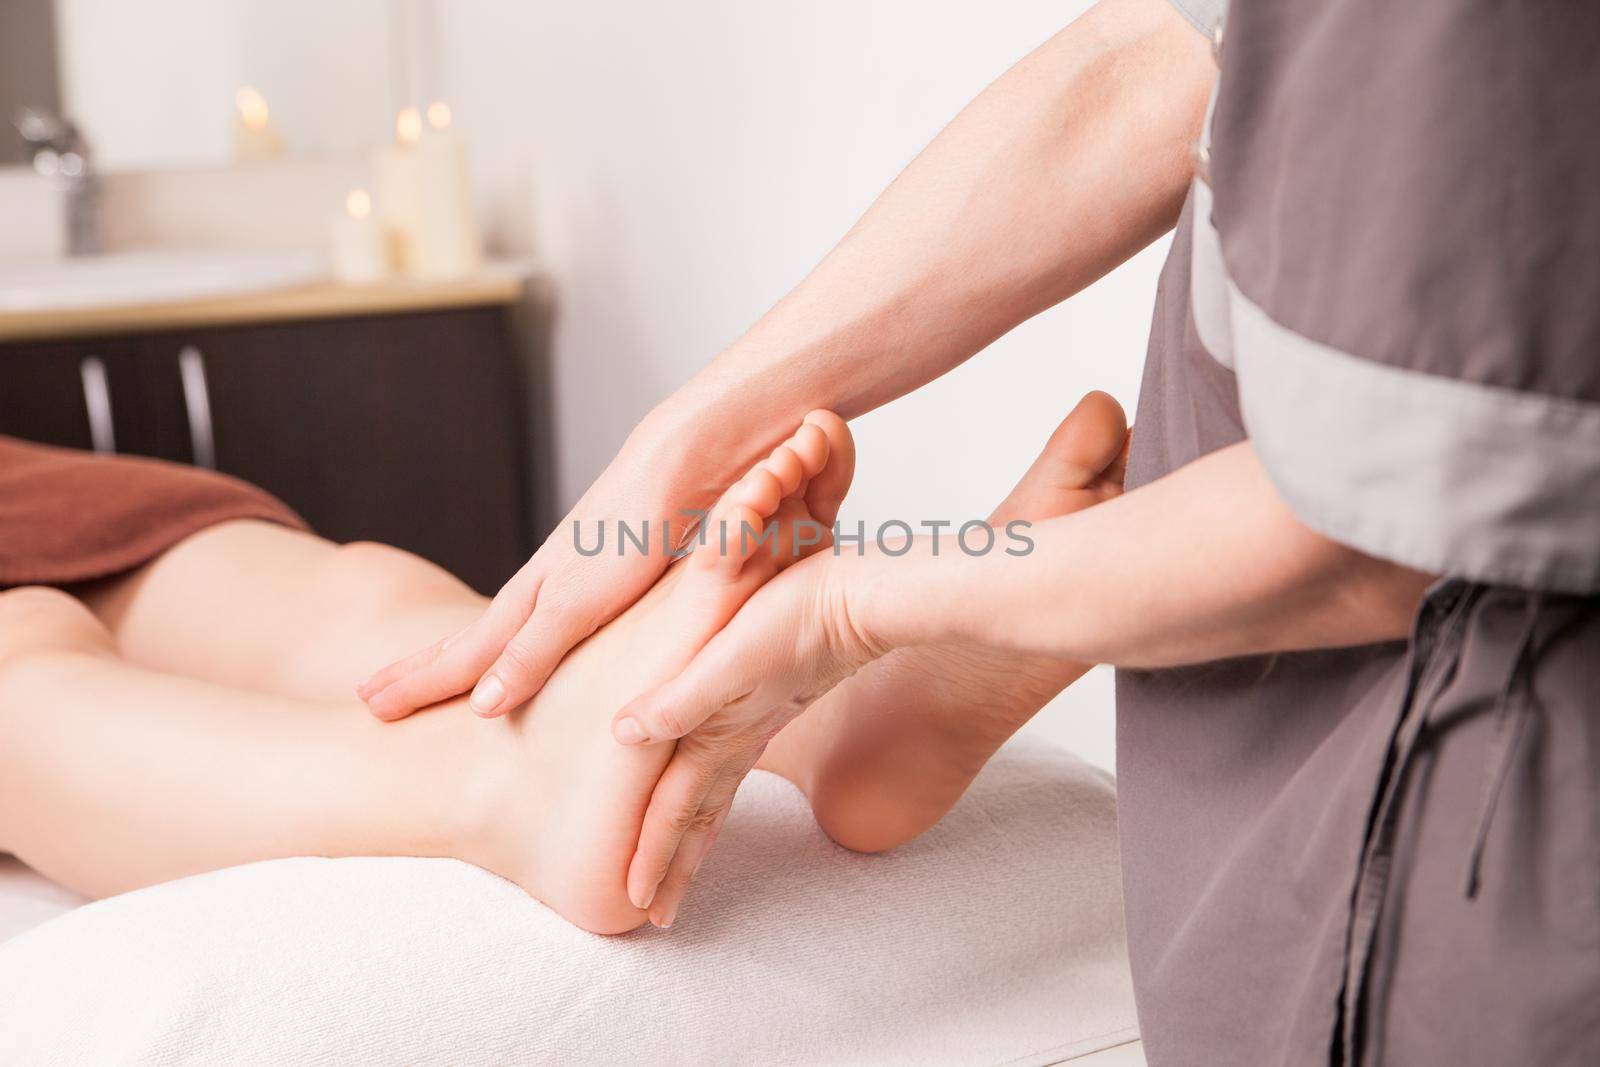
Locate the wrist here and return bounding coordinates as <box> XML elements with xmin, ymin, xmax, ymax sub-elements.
<box><xmin>618</xmin><ymin>401</ymin><xmax>740</xmax><ymax>515</ymax></box>
<box><xmin>631</xmin><ymin>369</ymin><xmax>784</xmax><ymax>494</ymax></box>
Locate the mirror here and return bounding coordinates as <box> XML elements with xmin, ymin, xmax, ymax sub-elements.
<box><xmin>4</xmin><ymin>0</ymin><xmax>434</xmax><ymax>171</ymax></box>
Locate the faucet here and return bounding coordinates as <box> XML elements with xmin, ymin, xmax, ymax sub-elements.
<box><xmin>13</xmin><ymin>107</ymin><xmax>101</xmax><ymax>255</ymax></box>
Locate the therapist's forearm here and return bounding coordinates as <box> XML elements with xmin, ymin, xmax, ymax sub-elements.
<box><xmin>651</xmin><ymin>0</ymin><xmax>1213</xmax><ymax>476</ymax></box>
<box><xmin>851</xmin><ymin>443</ymin><xmax>1435</xmax><ymax>668</ymax></box>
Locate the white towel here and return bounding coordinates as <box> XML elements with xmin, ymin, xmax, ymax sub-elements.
<box><xmin>0</xmin><ymin>737</ymin><xmax>1136</xmax><ymax>1066</ymax></box>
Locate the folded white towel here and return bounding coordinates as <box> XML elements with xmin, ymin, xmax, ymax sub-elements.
<box><xmin>0</xmin><ymin>737</ymin><xmax>1136</xmax><ymax>1066</ymax></box>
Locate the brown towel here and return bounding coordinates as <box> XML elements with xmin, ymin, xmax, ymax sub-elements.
<box><xmin>0</xmin><ymin>436</ymin><xmax>306</xmax><ymax>588</ymax></box>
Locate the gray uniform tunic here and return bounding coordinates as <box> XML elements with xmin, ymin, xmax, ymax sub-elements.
<box><xmin>1118</xmin><ymin>2</ymin><xmax>1600</xmax><ymax>1063</ymax></box>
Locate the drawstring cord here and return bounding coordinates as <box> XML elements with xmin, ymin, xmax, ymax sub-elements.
<box><xmin>1460</xmin><ymin>592</ymin><xmax>1544</xmax><ymax>900</ymax></box>
<box><xmin>1340</xmin><ymin>587</ymin><xmax>1563</xmax><ymax>1062</ymax></box>
<box><xmin>1337</xmin><ymin>583</ymin><xmax>1474</xmax><ymax>1064</ymax></box>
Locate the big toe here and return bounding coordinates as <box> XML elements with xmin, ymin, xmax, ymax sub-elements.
<box><xmin>995</xmin><ymin>392</ymin><xmax>1128</xmax><ymax>522</ymax></box>
<box><xmin>798</xmin><ymin>410</ymin><xmax>855</xmax><ymax>529</ymax></box>
<box><xmin>1046</xmin><ymin>392</ymin><xmax>1128</xmax><ymax>485</ymax></box>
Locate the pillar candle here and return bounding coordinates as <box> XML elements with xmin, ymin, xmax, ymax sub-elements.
<box><xmin>331</xmin><ymin>188</ymin><xmax>389</xmax><ymax>283</ymax></box>
<box><xmin>232</xmin><ymin>86</ymin><xmax>285</xmax><ymax>162</ymax></box>
<box><xmin>374</xmin><ymin>107</ymin><xmax>425</xmax><ymax>273</ymax></box>
<box><xmin>412</xmin><ymin>102</ymin><xmax>483</xmax><ymax>279</ymax></box>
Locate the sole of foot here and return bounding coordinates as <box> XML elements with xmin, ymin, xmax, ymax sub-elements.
<box><xmin>759</xmin><ymin>391</ymin><xmax>1128</xmax><ymax>853</ymax></box>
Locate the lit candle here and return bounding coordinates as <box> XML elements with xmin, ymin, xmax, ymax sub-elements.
<box><xmin>331</xmin><ymin>187</ymin><xmax>389</xmax><ymax>283</ymax></box>
<box><xmin>412</xmin><ymin>101</ymin><xmax>482</xmax><ymax>279</ymax></box>
<box><xmin>232</xmin><ymin>86</ymin><xmax>285</xmax><ymax>162</ymax></box>
<box><xmin>373</xmin><ymin>107</ymin><xmax>425</xmax><ymax>272</ymax></box>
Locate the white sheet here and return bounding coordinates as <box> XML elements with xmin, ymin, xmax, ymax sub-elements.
<box><xmin>0</xmin><ymin>737</ymin><xmax>1137</xmax><ymax>1065</ymax></box>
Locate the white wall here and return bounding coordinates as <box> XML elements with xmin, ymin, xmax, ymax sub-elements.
<box><xmin>433</xmin><ymin>1</ymin><xmax>1170</xmax><ymax>773</ymax></box>
<box><xmin>53</xmin><ymin>0</ymin><xmax>400</xmax><ymax>168</ymax></box>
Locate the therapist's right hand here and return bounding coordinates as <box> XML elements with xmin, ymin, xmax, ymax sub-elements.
<box><xmin>356</xmin><ymin>410</ymin><xmax>734</xmax><ymax>721</ymax></box>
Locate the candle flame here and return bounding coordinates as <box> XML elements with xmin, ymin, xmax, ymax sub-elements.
<box><xmin>346</xmin><ymin>188</ymin><xmax>373</xmax><ymax>219</ymax></box>
<box><xmin>235</xmin><ymin>86</ymin><xmax>270</xmax><ymax>131</ymax></box>
<box><xmin>426</xmin><ymin>101</ymin><xmax>452</xmax><ymax>131</ymax></box>
<box><xmin>396</xmin><ymin>107</ymin><xmax>423</xmax><ymax>145</ymax></box>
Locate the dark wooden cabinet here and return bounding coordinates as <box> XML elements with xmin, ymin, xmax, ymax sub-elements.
<box><xmin>0</xmin><ymin>306</ymin><xmax>531</xmax><ymax>594</ymax></box>
<box><xmin>0</xmin><ymin>335</ymin><xmax>117</xmax><ymax>452</ymax></box>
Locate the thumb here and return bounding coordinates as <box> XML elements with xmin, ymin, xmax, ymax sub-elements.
<box><xmin>612</xmin><ymin>636</ymin><xmax>751</xmax><ymax>745</ymax></box>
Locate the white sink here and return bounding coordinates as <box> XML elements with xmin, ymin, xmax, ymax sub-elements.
<box><xmin>0</xmin><ymin>250</ymin><xmax>328</xmax><ymax>313</ymax></box>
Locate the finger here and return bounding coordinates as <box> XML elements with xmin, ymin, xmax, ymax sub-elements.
<box><xmin>396</xmin><ymin>534</ymin><xmax>676</xmax><ymax>718</ymax></box>
<box><xmin>357</xmin><ymin>633</ymin><xmax>444</xmax><ymax>702</ymax></box>
<box><xmin>357</xmin><ymin>618</ymin><xmax>475</xmax><ymax>698</ymax></box>
<box><xmin>626</xmin><ymin>746</ymin><xmax>721</xmax><ymax>909</ymax></box>
<box><xmin>364</xmin><ymin>571</ymin><xmax>543</xmax><ymax>718</ymax></box>
<box><xmin>357</xmin><ymin>632</ymin><xmax>455</xmax><ymax>719</ymax></box>
<box><xmin>611</xmin><ymin>630</ymin><xmax>753</xmax><ymax>744</ymax></box>
<box><xmin>648</xmin><ymin>784</ymin><xmax>736</xmax><ymax>929</ymax></box>
<box><xmin>469</xmin><ymin>559</ymin><xmax>639</xmax><ymax>716</ymax></box>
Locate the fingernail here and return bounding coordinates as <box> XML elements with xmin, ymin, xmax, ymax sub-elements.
<box><xmin>638</xmin><ymin>884</ymin><xmax>656</xmax><ymax>910</ymax></box>
<box><xmin>469</xmin><ymin>675</ymin><xmax>505</xmax><ymax>715</ymax></box>
<box><xmin>655</xmin><ymin>902</ymin><xmax>678</xmax><ymax>929</ymax></box>
<box><xmin>613</xmin><ymin>716</ymin><xmax>649</xmax><ymax>745</ymax></box>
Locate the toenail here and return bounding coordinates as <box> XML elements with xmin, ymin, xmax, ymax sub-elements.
<box><xmin>469</xmin><ymin>675</ymin><xmax>505</xmax><ymax>714</ymax></box>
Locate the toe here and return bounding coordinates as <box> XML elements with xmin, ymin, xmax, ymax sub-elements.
<box><xmin>731</xmin><ymin>467</ymin><xmax>784</xmax><ymax>517</ymax></box>
<box><xmin>786</xmin><ymin>423</ymin><xmax>831</xmax><ymax>479</ymax></box>
<box><xmin>988</xmin><ymin>393</ymin><xmax>1129</xmax><ymax>524</ymax></box>
<box><xmin>1051</xmin><ymin>392</ymin><xmax>1129</xmax><ymax>485</ymax></box>
<box><xmin>800</xmin><ymin>411</ymin><xmax>854</xmax><ymax>528</ymax></box>
<box><xmin>688</xmin><ymin>412</ymin><xmax>853</xmax><ymax>583</ymax></box>
<box><xmin>695</xmin><ymin>502</ymin><xmax>767</xmax><ymax>576</ymax></box>
<box><xmin>1098</xmin><ymin>427</ymin><xmax>1133</xmax><ymax>498</ymax></box>
<box><xmin>761</xmin><ymin>443</ymin><xmax>806</xmax><ymax>497</ymax></box>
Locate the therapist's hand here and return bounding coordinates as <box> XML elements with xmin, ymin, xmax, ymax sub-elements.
<box><xmin>357</xmin><ymin>408</ymin><xmax>744</xmax><ymax>721</ymax></box>
<box><xmin>355</xmin><ymin>0</ymin><xmax>1212</xmax><ymax>723</ymax></box>
<box><xmin>611</xmin><ymin>549</ymin><xmax>890</xmax><ymax>926</ymax></box>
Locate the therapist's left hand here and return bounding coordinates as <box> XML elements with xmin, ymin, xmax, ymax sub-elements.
<box><xmin>611</xmin><ymin>549</ymin><xmax>889</xmax><ymax>927</ymax></box>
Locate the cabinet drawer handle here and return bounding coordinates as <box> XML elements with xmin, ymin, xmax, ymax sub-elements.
<box><xmin>177</xmin><ymin>345</ymin><xmax>217</xmax><ymax>470</ymax></box>
<box><xmin>78</xmin><ymin>356</ymin><xmax>116</xmax><ymax>454</ymax></box>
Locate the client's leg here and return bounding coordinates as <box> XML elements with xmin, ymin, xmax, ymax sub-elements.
<box><xmin>758</xmin><ymin>392</ymin><xmax>1128</xmax><ymax>852</ymax></box>
<box><xmin>6</xmin><ymin>414</ymin><xmax>854</xmax><ymax>934</ymax></box>
<box><xmin>76</xmin><ymin>524</ymin><xmax>488</xmax><ymax>702</ymax></box>
<box><xmin>0</xmin><ymin>586</ymin><xmax>495</xmax><ymax>900</ymax></box>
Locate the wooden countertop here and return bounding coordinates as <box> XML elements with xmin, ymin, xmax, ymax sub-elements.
<box><xmin>0</xmin><ymin>267</ymin><xmax>527</xmax><ymax>344</ymax></box>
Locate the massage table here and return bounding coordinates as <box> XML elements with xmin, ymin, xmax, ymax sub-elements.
<box><xmin>0</xmin><ymin>737</ymin><xmax>1145</xmax><ymax>1065</ymax></box>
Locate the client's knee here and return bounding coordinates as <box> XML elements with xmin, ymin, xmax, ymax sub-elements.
<box><xmin>331</xmin><ymin>542</ymin><xmax>469</xmax><ymax>603</ymax></box>
<box><xmin>0</xmin><ymin>586</ymin><xmax>116</xmax><ymax>677</ymax></box>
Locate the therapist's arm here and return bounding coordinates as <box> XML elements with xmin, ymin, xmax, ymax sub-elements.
<box><xmin>360</xmin><ymin>0</ymin><xmax>1215</xmax><ymax>721</ymax></box>
<box><xmin>615</xmin><ymin>443</ymin><xmax>1434</xmax><ymax>925</ymax></box>
<box><xmin>667</xmin><ymin>0</ymin><xmax>1211</xmax><ymax>441</ymax></box>
<box><xmin>852</xmin><ymin>443</ymin><xmax>1432</xmax><ymax>665</ymax></box>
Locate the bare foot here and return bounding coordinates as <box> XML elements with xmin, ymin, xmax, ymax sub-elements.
<box><xmin>468</xmin><ymin>412</ymin><xmax>856</xmax><ymax>933</ymax></box>
<box><xmin>759</xmin><ymin>392</ymin><xmax>1128</xmax><ymax>853</ymax></box>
